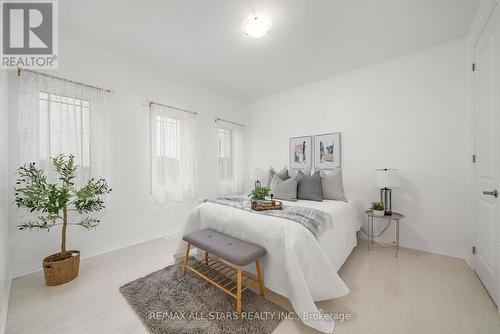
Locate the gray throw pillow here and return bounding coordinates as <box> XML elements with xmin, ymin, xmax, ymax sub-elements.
<box><xmin>263</xmin><ymin>166</ymin><xmax>289</xmax><ymax>187</ymax></box>
<box><xmin>297</xmin><ymin>171</ymin><xmax>323</xmax><ymax>202</ymax></box>
<box><xmin>320</xmin><ymin>169</ymin><xmax>347</xmax><ymax>202</ymax></box>
<box><xmin>274</xmin><ymin>167</ymin><xmax>289</xmax><ymax>181</ymax></box>
<box><xmin>270</xmin><ymin>174</ymin><xmax>297</xmax><ymax>201</ymax></box>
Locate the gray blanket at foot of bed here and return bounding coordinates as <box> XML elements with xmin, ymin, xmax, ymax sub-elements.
<box><xmin>205</xmin><ymin>196</ymin><xmax>332</xmax><ymax>240</ymax></box>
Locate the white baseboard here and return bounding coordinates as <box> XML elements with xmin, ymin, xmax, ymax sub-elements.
<box><xmin>357</xmin><ymin>232</ymin><xmax>468</xmax><ymax>261</ymax></box>
<box><xmin>10</xmin><ymin>230</ymin><xmax>181</xmax><ymax>279</ymax></box>
<box><xmin>398</xmin><ymin>240</ymin><xmax>468</xmax><ymax>261</ymax></box>
<box><xmin>0</xmin><ymin>277</ymin><xmax>12</xmax><ymax>334</ymax></box>
<box><xmin>164</xmin><ymin>232</ymin><xmax>181</xmax><ymax>241</ymax></box>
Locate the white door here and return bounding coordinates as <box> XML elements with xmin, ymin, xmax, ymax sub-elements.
<box><xmin>473</xmin><ymin>4</ymin><xmax>500</xmax><ymax>307</ymax></box>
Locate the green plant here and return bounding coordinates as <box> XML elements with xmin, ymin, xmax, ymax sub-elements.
<box><xmin>14</xmin><ymin>154</ymin><xmax>112</xmax><ymax>255</ymax></box>
<box><xmin>248</xmin><ymin>186</ymin><xmax>270</xmax><ymax>201</ymax></box>
<box><xmin>371</xmin><ymin>201</ymin><xmax>384</xmax><ymax>211</ymax></box>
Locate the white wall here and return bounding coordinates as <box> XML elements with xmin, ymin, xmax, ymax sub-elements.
<box><xmin>245</xmin><ymin>39</ymin><xmax>470</xmax><ymax>259</ymax></box>
<box><xmin>0</xmin><ymin>69</ymin><xmax>10</xmax><ymax>332</ymax></box>
<box><xmin>7</xmin><ymin>35</ymin><xmax>244</xmax><ymax>276</ymax></box>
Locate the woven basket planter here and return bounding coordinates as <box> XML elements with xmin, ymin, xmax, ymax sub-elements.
<box><xmin>43</xmin><ymin>250</ymin><xmax>80</xmax><ymax>286</ymax></box>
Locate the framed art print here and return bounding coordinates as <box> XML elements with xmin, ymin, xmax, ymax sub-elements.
<box><xmin>313</xmin><ymin>132</ymin><xmax>341</xmax><ymax>169</ymax></box>
<box><xmin>289</xmin><ymin>136</ymin><xmax>312</xmax><ymax>170</ymax></box>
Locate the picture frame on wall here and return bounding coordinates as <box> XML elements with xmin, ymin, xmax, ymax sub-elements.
<box><xmin>313</xmin><ymin>132</ymin><xmax>341</xmax><ymax>170</ymax></box>
<box><xmin>289</xmin><ymin>136</ymin><xmax>312</xmax><ymax>171</ymax></box>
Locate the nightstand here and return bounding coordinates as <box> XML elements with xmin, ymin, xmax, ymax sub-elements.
<box><xmin>365</xmin><ymin>210</ymin><xmax>404</xmax><ymax>257</ymax></box>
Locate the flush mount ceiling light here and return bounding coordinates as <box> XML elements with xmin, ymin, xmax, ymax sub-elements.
<box><xmin>242</xmin><ymin>14</ymin><xmax>271</xmax><ymax>38</ymax></box>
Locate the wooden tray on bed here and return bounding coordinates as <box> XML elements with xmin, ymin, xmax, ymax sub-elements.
<box><xmin>251</xmin><ymin>201</ymin><xmax>283</xmax><ymax>211</ymax></box>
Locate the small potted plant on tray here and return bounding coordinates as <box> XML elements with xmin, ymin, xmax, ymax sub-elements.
<box><xmin>249</xmin><ymin>186</ymin><xmax>282</xmax><ymax>211</ymax></box>
<box><xmin>371</xmin><ymin>201</ymin><xmax>385</xmax><ymax>217</ymax></box>
<box><xmin>249</xmin><ymin>186</ymin><xmax>271</xmax><ymax>205</ymax></box>
<box><xmin>14</xmin><ymin>154</ymin><xmax>112</xmax><ymax>286</ymax></box>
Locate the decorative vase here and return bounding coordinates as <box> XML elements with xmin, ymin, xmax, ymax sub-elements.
<box><xmin>42</xmin><ymin>250</ymin><xmax>80</xmax><ymax>286</ymax></box>
<box><xmin>373</xmin><ymin>210</ymin><xmax>385</xmax><ymax>217</ymax></box>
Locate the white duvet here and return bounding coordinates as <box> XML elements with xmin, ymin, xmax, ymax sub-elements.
<box><xmin>174</xmin><ymin>199</ymin><xmax>363</xmax><ymax>333</ymax></box>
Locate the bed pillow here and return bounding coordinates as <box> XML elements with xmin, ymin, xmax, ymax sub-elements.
<box><xmin>320</xmin><ymin>168</ymin><xmax>347</xmax><ymax>202</ymax></box>
<box><xmin>270</xmin><ymin>174</ymin><xmax>297</xmax><ymax>201</ymax></box>
<box><xmin>297</xmin><ymin>171</ymin><xmax>323</xmax><ymax>202</ymax></box>
<box><xmin>274</xmin><ymin>167</ymin><xmax>289</xmax><ymax>181</ymax></box>
<box><xmin>263</xmin><ymin>166</ymin><xmax>289</xmax><ymax>187</ymax></box>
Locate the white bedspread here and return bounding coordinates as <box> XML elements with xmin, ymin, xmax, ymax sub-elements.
<box><xmin>174</xmin><ymin>199</ymin><xmax>363</xmax><ymax>333</ymax></box>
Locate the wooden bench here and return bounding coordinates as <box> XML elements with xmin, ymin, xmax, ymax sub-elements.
<box><xmin>182</xmin><ymin>229</ymin><xmax>266</xmax><ymax>315</ymax></box>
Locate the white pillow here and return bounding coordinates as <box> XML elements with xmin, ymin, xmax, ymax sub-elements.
<box><xmin>319</xmin><ymin>168</ymin><xmax>347</xmax><ymax>202</ymax></box>
<box><xmin>262</xmin><ymin>166</ymin><xmax>288</xmax><ymax>187</ymax></box>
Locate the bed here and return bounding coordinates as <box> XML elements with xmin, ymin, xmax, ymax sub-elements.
<box><xmin>174</xmin><ymin>198</ymin><xmax>363</xmax><ymax>333</ymax></box>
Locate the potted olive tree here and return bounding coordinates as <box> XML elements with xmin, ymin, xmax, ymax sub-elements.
<box><xmin>15</xmin><ymin>155</ymin><xmax>111</xmax><ymax>286</ymax></box>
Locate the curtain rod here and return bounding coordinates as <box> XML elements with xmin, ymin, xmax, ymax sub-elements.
<box><xmin>215</xmin><ymin>118</ymin><xmax>245</xmax><ymax>127</ymax></box>
<box><xmin>147</xmin><ymin>100</ymin><xmax>198</xmax><ymax>116</ymax></box>
<box><xmin>17</xmin><ymin>68</ymin><xmax>114</xmax><ymax>94</ymax></box>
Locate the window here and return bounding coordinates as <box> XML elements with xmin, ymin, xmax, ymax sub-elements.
<box><xmin>218</xmin><ymin>127</ymin><xmax>233</xmax><ymax>181</ymax></box>
<box><xmin>150</xmin><ymin>104</ymin><xmax>196</xmax><ymax>203</ymax></box>
<box><xmin>18</xmin><ymin>70</ymin><xmax>110</xmax><ymax>188</ymax></box>
<box><xmin>39</xmin><ymin>92</ymin><xmax>91</xmax><ymax>170</ymax></box>
<box><xmin>155</xmin><ymin>115</ymin><xmax>180</xmax><ymax>186</ymax></box>
<box><xmin>216</xmin><ymin>120</ymin><xmax>244</xmax><ymax>195</ymax></box>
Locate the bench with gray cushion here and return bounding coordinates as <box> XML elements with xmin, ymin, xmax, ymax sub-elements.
<box><xmin>182</xmin><ymin>229</ymin><xmax>266</xmax><ymax>314</ymax></box>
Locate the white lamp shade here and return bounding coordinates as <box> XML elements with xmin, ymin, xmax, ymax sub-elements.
<box><xmin>374</xmin><ymin>169</ymin><xmax>401</xmax><ymax>188</ymax></box>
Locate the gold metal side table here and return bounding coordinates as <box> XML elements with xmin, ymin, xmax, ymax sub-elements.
<box><xmin>366</xmin><ymin>210</ymin><xmax>405</xmax><ymax>257</ymax></box>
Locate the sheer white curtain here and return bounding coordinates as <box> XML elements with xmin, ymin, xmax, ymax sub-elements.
<box><xmin>150</xmin><ymin>104</ymin><xmax>197</xmax><ymax>203</ymax></box>
<box><xmin>217</xmin><ymin>119</ymin><xmax>244</xmax><ymax>195</ymax></box>
<box><xmin>18</xmin><ymin>70</ymin><xmax>110</xmax><ymax>186</ymax></box>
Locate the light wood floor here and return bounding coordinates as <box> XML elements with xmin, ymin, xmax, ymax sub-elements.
<box><xmin>6</xmin><ymin>238</ymin><xmax>500</xmax><ymax>334</ymax></box>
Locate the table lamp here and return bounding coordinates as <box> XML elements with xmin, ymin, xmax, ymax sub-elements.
<box><xmin>374</xmin><ymin>168</ymin><xmax>401</xmax><ymax>215</ymax></box>
<box><xmin>251</xmin><ymin>168</ymin><xmax>263</xmax><ymax>189</ymax></box>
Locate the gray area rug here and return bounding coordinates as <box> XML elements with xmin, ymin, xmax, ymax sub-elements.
<box><xmin>120</xmin><ymin>259</ymin><xmax>286</xmax><ymax>334</ymax></box>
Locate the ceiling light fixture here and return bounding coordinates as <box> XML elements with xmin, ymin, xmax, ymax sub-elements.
<box><xmin>242</xmin><ymin>14</ymin><xmax>271</xmax><ymax>38</ymax></box>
